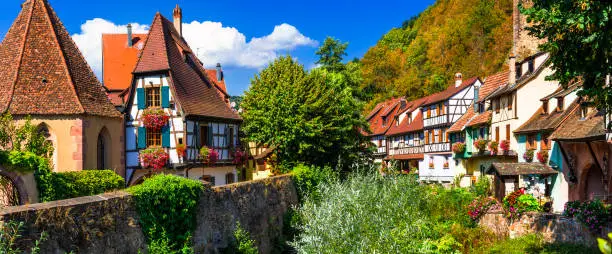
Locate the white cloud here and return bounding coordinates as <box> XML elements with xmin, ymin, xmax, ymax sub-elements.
<box><xmin>71</xmin><ymin>18</ymin><xmax>317</xmax><ymax>77</ymax></box>
<box><xmin>71</xmin><ymin>18</ymin><xmax>149</xmax><ymax>77</ymax></box>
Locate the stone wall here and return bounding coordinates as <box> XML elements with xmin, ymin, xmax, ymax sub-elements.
<box><xmin>0</xmin><ymin>174</ymin><xmax>298</xmax><ymax>254</ymax></box>
<box><xmin>479</xmin><ymin>212</ymin><xmax>602</xmax><ymax>246</ymax></box>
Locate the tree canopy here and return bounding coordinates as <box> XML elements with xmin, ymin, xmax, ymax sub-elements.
<box><xmin>360</xmin><ymin>0</ymin><xmax>513</xmax><ymax>110</ymax></box>
<box><xmin>315</xmin><ymin>37</ymin><xmax>348</xmax><ymax>73</ymax></box>
<box><xmin>522</xmin><ymin>0</ymin><xmax>611</xmax><ymax>111</ymax></box>
<box><xmin>242</xmin><ymin>56</ymin><xmax>370</xmax><ymax>171</ymax></box>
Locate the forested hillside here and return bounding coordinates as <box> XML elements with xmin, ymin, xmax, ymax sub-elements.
<box><xmin>360</xmin><ymin>0</ymin><xmax>513</xmax><ymax>109</ymax></box>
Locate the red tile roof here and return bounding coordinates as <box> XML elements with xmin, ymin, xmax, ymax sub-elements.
<box><xmin>130</xmin><ymin>13</ymin><xmax>240</xmax><ymax>121</ymax></box>
<box><xmin>102</xmin><ymin>33</ymin><xmax>147</xmax><ymax>91</ymax></box>
<box><xmin>386</xmin><ymin>111</ymin><xmax>424</xmax><ymax>136</ymax></box>
<box><xmin>447</xmin><ymin>72</ymin><xmax>508</xmax><ymax>133</ymax></box>
<box><xmin>422</xmin><ymin>77</ymin><xmax>479</xmax><ymax>106</ymax></box>
<box><xmin>367</xmin><ymin>97</ymin><xmax>404</xmax><ymax>136</ymax></box>
<box><xmin>0</xmin><ymin>0</ymin><xmax>120</xmax><ymax>118</ymax></box>
<box><xmin>205</xmin><ymin>70</ymin><xmax>227</xmax><ymax>95</ymax></box>
<box><xmin>385</xmin><ymin>153</ymin><xmax>424</xmax><ymax>161</ymax></box>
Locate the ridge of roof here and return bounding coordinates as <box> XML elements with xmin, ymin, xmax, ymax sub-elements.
<box><xmin>133</xmin><ymin>13</ymin><xmax>171</xmax><ymax>74</ymax></box>
<box><xmin>422</xmin><ymin>77</ymin><xmax>479</xmax><ymax>106</ymax></box>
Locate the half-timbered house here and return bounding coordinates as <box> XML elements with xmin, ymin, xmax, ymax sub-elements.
<box><xmin>123</xmin><ymin>7</ymin><xmax>242</xmax><ymax>186</ymax></box>
<box><xmin>419</xmin><ymin>74</ymin><xmax>480</xmax><ymax>183</ymax></box>
<box><xmin>384</xmin><ymin>97</ymin><xmax>429</xmax><ymax>173</ymax></box>
<box><xmin>447</xmin><ymin>71</ymin><xmax>515</xmax><ymax>187</ymax></box>
<box><xmin>366</xmin><ymin>97</ymin><xmax>406</xmax><ymax>164</ymax></box>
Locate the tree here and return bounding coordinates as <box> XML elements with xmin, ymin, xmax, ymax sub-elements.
<box><xmin>522</xmin><ymin>1</ymin><xmax>611</xmax><ymax>111</ymax></box>
<box><xmin>242</xmin><ymin>56</ymin><xmax>370</xmax><ymax>171</ymax></box>
<box><xmin>315</xmin><ymin>37</ymin><xmax>348</xmax><ymax>73</ymax></box>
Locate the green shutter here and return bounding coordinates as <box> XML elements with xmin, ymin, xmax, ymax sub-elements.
<box><xmin>138</xmin><ymin>127</ymin><xmax>147</xmax><ymax>149</ymax></box>
<box><xmin>161</xmin><ymin>86</ymin><xmax>170</xmax><ymax>108</ymax></box>
<box><xmin>137</xmin><ymin>88</ymin><xmax>146</xmax><ymax>109</ymax></box>
<box><xmin>162</xmin><ymin>126</ymin><xmax>170</xmax><ymax>148</ymax></box>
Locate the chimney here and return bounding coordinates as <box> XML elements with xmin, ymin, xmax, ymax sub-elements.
<box><xmin>216</xmin><ymin>63</ymin><xmax>223</xmax><ymax>81</ymax></box>
<box><xmin>509</xmin><ymin>0</ymin><xmax>519</xmax><ymax>85</ymax></box>
<box><xmin>127</xmin><ymin>24</ymin><xmax>133</xmax><ymax>47</ymax></box>
<box><xmin>173</xmin><ymin>4</ymin><xmax>183</xmax><ymax>36</ymax></box>
<box><xmin>455</xmin><ymin>73</ymin><xmax>463</xmax><ymax>87</ymax></box>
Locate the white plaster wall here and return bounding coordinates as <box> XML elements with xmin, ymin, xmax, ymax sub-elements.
<box><xmin>419</xmin><ymin>154</ymin><xmax>455</xmax><ymax>183</ymax></box>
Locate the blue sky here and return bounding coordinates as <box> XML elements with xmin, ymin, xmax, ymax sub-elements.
<box><xmin>0</xmin><ymin>0</ymin><xmax>435</xmax><ymax>96</ymax></box>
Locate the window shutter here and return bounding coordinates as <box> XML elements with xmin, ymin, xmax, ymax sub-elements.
<box><xmin>210</xmin><ymin>176</ymin><xmax>216</xmax><ymax>185</ymax></box>
<box><xmin>138</xmin><ymin>127</ymin><xmax>147</xmax><ymax>149</ymax></box>
<box><xmin>137</xmin><ymin>88</ymin><xmax>146</xmax><ymax>109</ymax></box>
<box><xmin>161</xmin><ymin>86</ymin><xmax>170</xmax><ymax>108</ymax></box>
<box><xmin>162</xmin><ymin>126</ymin><xmax>170</xmax><ymax>148</ymax></box>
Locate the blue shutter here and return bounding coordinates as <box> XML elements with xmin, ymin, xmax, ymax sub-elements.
<box><xmin>161</xmin><ymin>86</ymin><xmax>170</xmax><ymax>108</ymax></box>
<box><xmin>137</xmin><ymin>88</ymin><xmax>146</xmax><ymax>109</ymax></box>
<box><xmin>138</xmin><ymin>127</ymin><xmax>147</xmax><ymax>149</ymax></box>
<box><xmin>162</xmin><ymin>125</ymin><xmax>170</xmax><ymax>148</ymax></box>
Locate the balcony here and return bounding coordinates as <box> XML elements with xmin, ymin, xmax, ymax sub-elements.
<box><xmin>374</xmin><ymin>147</ymin><xmax>387</xmax><ymax>157</ymax></box>
<box><xmin>389</xmin><ymin>146</ymin><xmax>424</xmax><ymax>155</ymax></box>
<box><xmin>423</xmin><ymin>115</ymin><xmax>449</xmax><ymax>128</ymax></box>
<box><xmin>424</xmin><ymin>142</ymin><xmax>451</xmax><ymax>153</ymax></box>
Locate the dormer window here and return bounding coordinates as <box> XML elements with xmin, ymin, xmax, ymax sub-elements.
<box><xmin>557</xmin><ymin>97</ymin><xmax>564</xmax><ymax>111</ymax></box>
<box><xmin>382</xmin><ymin>117</ymin><xmax>387</xmax><ymax>126</ymax></box>
<box><xmin>580</xmin><ymin>105</ymin><xmax>589</xmax><ymax>120</ymax></box>
<box><xmin>528</xmin><ymin>59</ymin><xmax>534</xmax><ymax>73</ymax></box>
<box><xmin>516</xmin><ymin>65</ymin><xmax>522</xmax><ymax>79</ymax></box>
<box><xmin>394</xmin><ymin>116</ymin><xmax>399</xmax><ymax>126</ymax></box>
<box><xmin>542</xmin><ymin>100</ymin><xmax>548</xmax><ymax>114</ymax></box>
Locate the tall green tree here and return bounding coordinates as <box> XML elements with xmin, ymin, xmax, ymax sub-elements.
<box><xmin>522</xmin><ymin>1</ymin><xmax>611</xmax><ymax>111</ymax></box>
<box><xmin>315</xmin><ymin>37</ymin><xmax>348</xmax><ymax>73</ymax></box>
<box><xmin>242</xmin><ymin>56</ymin><xmax>370</xmax><ymax>171</ymax></box>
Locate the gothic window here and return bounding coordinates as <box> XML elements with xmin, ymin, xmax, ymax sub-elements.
<box><xmin>97</xmin><ymin>128</ymin><xmax>110</xmax><ymax>170</ymax></box>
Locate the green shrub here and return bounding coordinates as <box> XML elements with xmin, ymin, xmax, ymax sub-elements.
<box><xmin>470</xmin><ymin>176</ymin><xmax>491</xmax><ymax>197</ymax></box>
<box><xmin>0</xmin><ymin>221</ymin><xmax>47</xmax><ymax>254</ymax></box>
<box><xmin>0</xmin><ymin>150</ymin><xmax>54</xmax><ymax>202</ymax></box>
<box><xmin>127</xmin><ymin>174</ymin><xmax>203</xmax><ymax>252</ymax></box>
<box><xmin>224</xmin><ymin>222</ymin><xmax>258</xmax><ymax>254</ymax></box>
<box><xmin>291</xmin><ymin>164</ymin><xmax>338</xmax><ymax>203</ymax></box>
<box><xmin>472</xmin><ymin>234</ymin><xmax>599</xmax><ymax>254</ymax></box>
<box><xmin>49</xmin><ymin>170</ymin><xmax>124</xmax><ymax>200</ymax></box>
<box><xmin>292</xmin><ymin>172</ymin><xmax>483</xmax><ymax>253</ymax></box>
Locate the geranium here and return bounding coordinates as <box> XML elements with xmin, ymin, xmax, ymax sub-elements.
<box><xmin>429</xmin><ymin>162</ymin><xmax>434</xmax><ymax>168</ymax></box>
<box><xmin>489</xmin><ymin>140</ymin><xmax>499</xmax><ymax>155</ymax></box>
<box><xmin>468</xmin><ymin>196</ymin><xmax>499</xmax><ymax>221</ymax></box>
<box><xmin>473</xmin><ymin>139</ymin><xmax>488</xmax><ymax>153</ymax></box>
<box><xmin>536</xmin><ymin>150</ymin><xmax>549</xmax><ymax>163</ymax></box>
<box><xmin>176</xmin><ymin>144</ymin><xmax>186</xmax><ymax>158</ymax></box>
<box><xmin>139</xmin><ymin>147</ymin><xmax>169</xmax><ymax>172</ymax></box>
<box><xmin>500</xmin><ymin>140</ymin><xmax>510</xmax><ymax>152</ymax></box>
<box><xmin>200</xmin><ymin>146</ymin><xmax>219</xmax><ymax>165</ymax></box>
<box><xmin>523</xmin><ymin>149</ymin><xmax>535</xmax><ymax>162</ymax></box>
<box><xmin>141</xmin><ymin>108</ymin><xmax>170</xmax><ymax>131</ymax></box>
<box><xmin>452</xmin><ymin>142</ymin><xmax>466</xmax><ymax>154</ymax></box>
<box><xmin>443</xmin><ymin>161</ymin><xmax>449</xmax><ymax>168</ymax></box>
<box><xmin>232</xmin><ymin>148</ymin><xmax>248</xmax><ymax>165</ymax></box>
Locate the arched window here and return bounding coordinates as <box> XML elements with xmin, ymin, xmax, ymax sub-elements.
<box><xmin>97</xmin><ymin>127</ymin><xmax>111</xmax><ymax>170</ymax></box>
<box><xmin>37</xmin><ymin>123</ymin><xmax>57</xmax><ymax>172</ymax></box>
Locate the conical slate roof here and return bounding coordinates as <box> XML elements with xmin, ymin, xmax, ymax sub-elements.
<box><xmin>0</xmin><ymin>0</ymin><xmax>121</xmax><ymax>118</ymax></box>
<box><xmin>132</xmin><ymin>13</ymin><xmax>241</xmax><ymax>121</ymax></box>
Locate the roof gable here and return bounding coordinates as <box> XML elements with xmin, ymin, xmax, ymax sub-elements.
<box><xmin>102</xmin><ymin>33</ymin><xmax>147</xmax><ymax>91</ymax></box>
<box><xmin>0</xmin><ymin>0</ymin><xmax>120</xmax><ymax>118</ymax></box>
<box><xmin>131</xmin><ymin>13</ymin><xmax>240</xmax><ymax>121</ymax></box>
<box><xmin>423</xmin><ymin>77</ymin><xmax>479</xmax><ymax>106</ymax></box>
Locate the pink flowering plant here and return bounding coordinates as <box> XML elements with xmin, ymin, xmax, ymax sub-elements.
<box><xmin>523</xmin><ymin>149</ymin><xmax>535</xmax><ymax>162</ymax></box>
<box><xmin>139</xmin><ymin>147</ymin><xmax>169</xmax><ymax>172</ymax></box>
<box><xmin>141</xmin><ymin>108</ymin><xmax>170</xmax><ymax>131</ymax></box>
<box><xmin>199</xmin><ymin>146</ymin><xmax>219</xmax><ymax>165</ymax></box>
<box><xmin>467</xmin><ymin>196</ymin><xmax>499</xmax><ymax>221</ymax></box>
<box><xmin>232</xmin><ymin>148</ymin><xmax>248</xmax><ymax>165</ymax></box>
<box><xmin>502</xmin><ymin>189</ymin><xmax>541</xmax><ymax>219</ymax></box>
<box><xmin>500</xmin><ymin>140</ymin><xmax>510</xmax><ymax>152</ymax></box>
<box><xmin>563</xmin><ymin>200</ymin><xmax>611</xmax><ymax>233</ymax></box>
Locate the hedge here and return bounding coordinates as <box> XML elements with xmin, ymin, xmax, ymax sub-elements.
<box><xmin>48</xmin><ymin>170</ymin><xmax>125</xmax><ymax>201</ymax></box>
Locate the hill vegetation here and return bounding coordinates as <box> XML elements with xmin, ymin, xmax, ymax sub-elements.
<box><xmin>360</xmin><ymin>0</ymin><xmax>514</xmax><ymax>109</ymax></box>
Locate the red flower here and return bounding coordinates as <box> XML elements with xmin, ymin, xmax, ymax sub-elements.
<box><xmin>141</xmin><ymin>108</ymin><xmax>170</xmax><ymax>131</ymax></box>
<box><xmin>139</xmin><ymin>147</ymin><xmax>169</xmax><ymax>172</ymax></box>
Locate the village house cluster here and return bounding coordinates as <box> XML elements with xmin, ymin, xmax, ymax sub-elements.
<box><xmin>0</xmin><ymin>0</ymin><xmax>255</xmax><ymax>189</ymax></box>
<box><xmin>366</xmin><ymin>2</ymin><xmax>611</xmax><ymax>212</ymax></box>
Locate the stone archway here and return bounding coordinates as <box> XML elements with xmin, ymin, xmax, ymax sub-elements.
<box><xmin>583</xmin><ymin>166</ymin><xmax>605</xmax><ymax>200</ymax></box>
<box><xmin>0</xmin><ymin>168</ymin><xmax>29</xmax><ymax>207</ymax></box>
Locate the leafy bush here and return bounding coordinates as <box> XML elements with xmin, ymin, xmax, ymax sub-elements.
<box><xmin>0</xmin><ymin>150</ymin><xmax>54</xmax><ymax>202</ymax></box>
<box><xmin>48</xmin><ymin>170</ymin><xmax>124</xmax><ymax>201</ymax></box>
<box><xmin>563</xmin><ymin>200</ymin><xmax>611</xmax><ymax>233</ymax></box>
<box><xmin>503</xmin><ymin>189</ymin><xmax>541</xmax><ymax>219</ymax></box>
<box><xmin>470</xmin><ymin>176</ymin><xmax>491</xmax><ymax>197</ymax></box>
<box><xmin>0</xmin><ymin>221</ymin><xmax>47</xmax><ymax>254</ymax></box>
<box><xmin>291</xmin><ymin>164</ymin><xmax>337</xmax><ymax>203</ymax></box>
<box><xmin>599</xmin><ymin>232</ymin><xmax>612</xmax><ymax>254</ymax></box>
<box><xmin>292</xmin><ymin>171</ymin><xmax>489</xmax><ymax>253</ymax></box>
<box><xmin>224</xmin><ymin>222</ymin><xmax>258</xmax><ymax>254</ymax></box>
<box><xmin>472</xmin><ymin>233</ymin><xmax>600</xmax><ymax>254</ymax></box>
<box><xmin>127</xmin><ymin>174</ymin><xmax>203</xmax><ymax>252</ymax></box>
